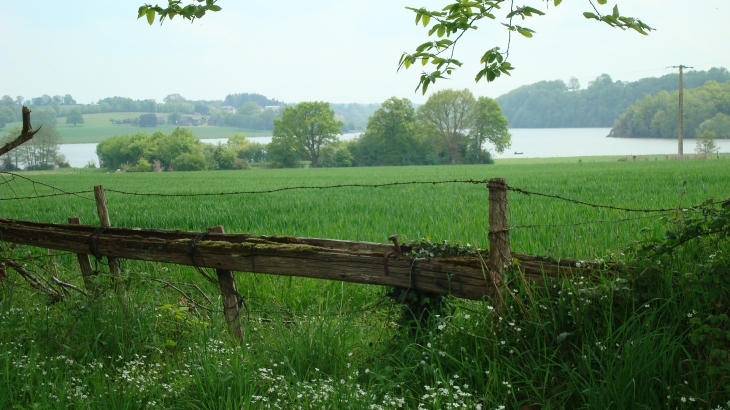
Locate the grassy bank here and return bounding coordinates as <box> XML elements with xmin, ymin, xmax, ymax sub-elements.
<box><xmin>1</xmin><ymin>161</ymin><xmax>729</xmax><ymax>409</ymax></box>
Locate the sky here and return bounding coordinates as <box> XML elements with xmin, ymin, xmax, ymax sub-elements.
<box><xmin>2</xmin><ymin>0</ymin><xmax>729</xmax><ymax>105</ymax></box>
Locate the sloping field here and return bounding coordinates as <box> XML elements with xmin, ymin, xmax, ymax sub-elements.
<box><xmin>3</xmin><ymin>112</ymin><xmax>270</xmax><ymax>144</ymax></box>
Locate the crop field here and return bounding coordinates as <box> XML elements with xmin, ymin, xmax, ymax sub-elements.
<box><xmin>3</xmin><ymin>112</ymin><xmax>270</xmax><ymax>144</ymax></box>
<box><xmin>3</xmin><ymin>159</ymin><xmax>728</xmax><ymax>258</ymax></box>
<box><xmin>1</xmin><ymin>159</ymin><xmax>729</xmax><ymax>409</ymax></box>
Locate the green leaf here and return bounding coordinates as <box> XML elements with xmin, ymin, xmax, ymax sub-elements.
<box><xmin>554</xmin><ymin>0</ymin><xmax>563</xmax><ymax>5</ymax></box>
<box><xmin>146</xmin><ymin>9</ymin><xmax>156</xmax><ymax>25</ymax></box>
<box><xmin>138</xmin><ymin>6</ymin><xmax>148</xmax><ymax>19</ymax></box>
<box><xmin>423</xmin><ymin>14</ymin><xmax>431</xmax><ymax>27</ymax></box>
<box><xmin>583</xmin><ymin>12</ymin><xmax>599</xmax><ymax>20</ymax></box>
<box><xmin>597</xmin><ymin>0</ymin><xmax>607</xmax><ymax>4</ymax></box>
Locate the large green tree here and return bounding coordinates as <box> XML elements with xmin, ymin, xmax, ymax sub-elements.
<box><xmin>355</xmin><ymin>97</ymin><xmax>425</xmax><ymax>166</ymax></box>
<box><xmin>272</xmin><ymin>102</ymin><xmax>342</xmax><ymax>168</ymax></box>
<box><xmin>138</xmin><ymin>1</ymin><xmax>650</xmax><ymax>92</ymax></box>
<box><xmin>65</xmin><ymin>109</ymin><xmax>84</xmax><ymax>127</ymax></box>
<box><xmin>468</xmin><ymin>96</ymin><xmax>511</xmax><ymax>163</ymax></box>
<box><xmin>418</xmin><ymin>89</ymin><xmax>476</xmax><ymax>165</ymax></box>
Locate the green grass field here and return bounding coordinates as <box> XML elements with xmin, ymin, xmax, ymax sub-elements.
<box><xmin>3</xmin><ymin>112</ymin><xmax>271</xmax><ymax>144</ymax></box>
<box><xmin>1</xmin><ymin>160</ymin><xmax>729</xmax><ymax>409</ymax></box>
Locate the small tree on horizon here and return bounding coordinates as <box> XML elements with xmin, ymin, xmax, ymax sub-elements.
<box><xmin>66</xmin><ymin>109</ymin><xmax>84</xmax><ymax>127</ymax></box>
<box><xmin>695</xmin><ymin>130</ymin><xmax>718</xmax><ymax>156</ymax></box>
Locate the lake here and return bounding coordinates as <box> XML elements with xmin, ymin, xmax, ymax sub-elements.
<box><xmin>59</xmin><ymin>128</ymin><xmax>730</xmax><ymax>168</ymax></box>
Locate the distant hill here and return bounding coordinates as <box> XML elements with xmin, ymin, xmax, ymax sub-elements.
<box><xmin>496</xmin><ymin>67</ymin><xmax>730</xmax><ymax>128</ymax></box>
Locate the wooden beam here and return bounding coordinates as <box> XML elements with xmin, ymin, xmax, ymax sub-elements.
<box><xmin>0</xmin><ymin>217</ymin><xmax>617</xmax><ymax>301</ymax></box>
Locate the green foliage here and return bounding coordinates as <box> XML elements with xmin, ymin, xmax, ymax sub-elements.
<box><xmin>138</xmin><ymin>0</ymin><xmax>221</xmax><ymax>25</ymax></box>
<box><xmin>469</xmin><ymin>96</ymin><xmax>511</xmax><ymax>158</ymax></box>
<box><xmin>272</xmin><ymin>102</ymin><xmax>342</xmax><ymax>168</ymax></box>
<box><xmin>95</xmin><ymin>127</ymin><xmax>222</xmax><ymax>171</ymax></box>
<box><xmin>418</xmin><ymin>89</ymin><xmax>476</xmax><ymax>165</ymax></box>
<box><xmin>611</xmin><ymin>78</ymin><xmax>730</xmax><ymax>139</ymax></box>
<box><xmin>696</xmin><ymin>130</ymin><xmax>719</xmax><ymax>155</ymax></box>
<box><xmin>65</xmin><ymin>108</ymin><xmax>84</xmax><ymax>127</ymax></box>
<box><xmin>698</xmin><ymin>112</ymin><xmax>730</xmax><ymax>139</ymax></box>
<box><xmin>399</xmin><ymin>1</ymin><xmax>651</xmax><ymax>92</ymax></box>
<box><xmin>0</xmin><ymin>124</ymin><xmax>64</xmax><ymax>170</ymax></box>
<box><xmin>138</xmin><ymin>113</ymin><xmax>158</xmax><ymax>127</ymax></box>
<box><xmin>318</xmin><ymin>143</ymin><xmax>354</xmax><ymax>168</ymax></box>
<box><xmin>0</xmin><ymin>106</ymin><xmax>15</xmax><ymax>129</ymax></box>
<box><xmin>350</xmin><ymin>97</ymin><xmax>432</xmax><ymax>166</ymax></box>
<box><xmin>266</xmin><ymin>135</ymin><xmax>299</xmax><ymax>168</ymax></box>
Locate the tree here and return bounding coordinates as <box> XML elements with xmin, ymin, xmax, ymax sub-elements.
<box><xmin>695</xmin><ymin>130</ymin><xmax>718</xmax><ymax>156</ymax></box>
<box><xmin>63</xmin><ymin>94</ymin><xmax>76</xmax><ymax>105</ymax></box>
<box><xmin>468</xmin><ymin>96</ymin><xmax>511</xmax><ymax>163</ymax></box>
<box><xmin>0</xmin><ymin>106</ymin><xmax>15</xmax><ymax>129</ymax></box>
<box><xmin>2</xmin><ymin>125</ymin><xmax>63</xmax><ymax>170</ymax></box>
<box><xmin>266</xmin><ymin>137</ymin><xmax>299</xmax><ymax>168</ymax></box>
<box><xmin>138</xmin><ymin>1</ymin><xmax>650</xmax><ymax>92</ymax></box>
<box><xmin>66</xmin><ymin>109</ymin><xmax>84</xmax><ymax>127</ymax></box>
<box><xmin>418</xmin><ymin>89</ymin><xmax>475</xmax><ymax>165</ymax></box>
<box><xmin>355</xmin><ymin>97</ymin><xmax>425</xmax><ymax>166</ymax></box>
<box><xmin>567</xmin><ymin>76</ymin><xmax>581</xmax><ymax>92</ymax></box>
<box><xmin>139</xmin><ymin>113</ymin><xmax>158</xmax><ymax>127</ymax></box>
<box><xmin>272</xmin><ymin>102</ymin><xmax>342</xmax><ymax>168</ymax></box>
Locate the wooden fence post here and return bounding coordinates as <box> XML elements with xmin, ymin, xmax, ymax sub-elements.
<box><xmin>487</xmin><ymin>178</ymin><xmax>510</xmax><ymax>299</ymax></box>
<box><xmin>207</xmin><ymin>225</ymin><xmax>243</xmax><ymax>342</ymax></box>
<box><xmin>68</xmin><ymin>216</ymin><xmax>95</xmax><ymax>292</ymax></box>
<box><xmin>93</xmin><ymin>185</ymin><xmax>124</xmax><ymax>296</ymax></box>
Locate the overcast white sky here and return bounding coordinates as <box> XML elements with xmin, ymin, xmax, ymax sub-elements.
<box><xmin>2</xmin><ymin>1</ymin><xmax>729</xmax><ymax>105</ymax></box>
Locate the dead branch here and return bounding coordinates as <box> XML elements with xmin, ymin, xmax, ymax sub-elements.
<box><xmin>3</xmin><ymin>259</ymin><xmax>62</xmax><ymax>303</ymax></box>
<box><xmin>150</xmin><ymin>278</ymin><xmax>217</xmax><ymax>312</ymax></box>
<box><xmin>0</xmin><ymin>107</ymin><xmax>42</xmax><ymax>157</ymax></box>
<box><xmin>51</xmin><ymin>276</ymin><xmax>88</xmax><ymax>297</ymax></box>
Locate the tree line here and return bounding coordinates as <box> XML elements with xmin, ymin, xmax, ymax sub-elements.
<box><xmin>0</xmin><ymin>92</ymin><xmax>380</xmax><ymax>135</ymax></box>
<box><xmin>496</xmin><ymin>67</ymin><xmax>730</xmax><ymax>128</ymax></box>
<box><xmin>95</xmin><ymin>89</ymin><xmax>510</xmax><ymax>172</ymax></box>
<box><xmin>609</xmin><ymin>80</ymin><xmax>730</xmax><ymax>141</ymax></box>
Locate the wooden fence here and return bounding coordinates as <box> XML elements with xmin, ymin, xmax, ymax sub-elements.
<box><xmin>0</xmin><ymin>178</ymin><xmax>609</xmax><ymax>339</ymax></box>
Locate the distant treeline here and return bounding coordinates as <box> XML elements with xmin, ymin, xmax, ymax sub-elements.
<box><xmin>496</xmin><ymin>67</ymin><xmax>730</xmax><ymax>128</ymax></box>
<box><xmin>609</xmin><ymin>80</ymin><xmax>730</xmax><ymax>139</ymax></box>
<box><xmin>0</xmin><ymin>92</ymin><xmax>379</xmax><ymax>134</ymax></box>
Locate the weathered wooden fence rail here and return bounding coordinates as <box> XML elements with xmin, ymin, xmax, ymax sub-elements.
<box><xmin>0</xmin><ymin>178</ymin><xmax>616</xmax><ymax>339</ymax></box>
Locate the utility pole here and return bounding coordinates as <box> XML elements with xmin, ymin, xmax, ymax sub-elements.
<box><xmin>668</xmin><ymin>65</ymin><xmax>693</xmax><ymax>159</ymax></box>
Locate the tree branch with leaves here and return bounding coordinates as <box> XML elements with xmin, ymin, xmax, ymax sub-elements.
<box><xmin>398</xmin><ymin>0</ymin><xmax>653</xmax><ymax>93</ymax></box>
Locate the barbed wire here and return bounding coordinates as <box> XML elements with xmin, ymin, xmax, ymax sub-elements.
<box><xmin>510</xmin><ymin>212</ymin><xmax>673</xmax><ymax>230</ymax></box>
<box><xmin>104</xmin><ymin>178</ymin><xmax>491</xmax><ymax>197</ymax></box>
<box><xmin>0</xmin><ymin>171</ymin><xmax>94</xmax><ymax>201</ymax></box>
<box><xmin>506</xmin><ymin>185</ymin><xmax>728</xmax><ymax>213</ymax></box>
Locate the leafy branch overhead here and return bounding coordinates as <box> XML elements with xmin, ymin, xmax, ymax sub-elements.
<box><xmin>136</xmin><ymin>0</ymin><xmax>652</xmax><ymax>94</ymax></box>
<box><xmin>138</xmin><ymin>0</ymin><xmax>221</xmax><ymax>25</ymax></box>
<box><xmin>398</xmin><ymin>0</ymin><xmax>653</xmax><ymax>93</ymax></box>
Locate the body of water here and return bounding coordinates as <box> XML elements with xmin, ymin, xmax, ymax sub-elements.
<box><xmin>59</xmin><ymin>129</ymin><xmax>730</xmax><ymax>168</ymax></box>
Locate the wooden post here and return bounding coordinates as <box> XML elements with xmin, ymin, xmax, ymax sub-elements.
<box><xmin>487</xmin><ymin>178</ymin><xmax>510</xmax><ymax>299</ymax></box>
<box><xmin>94</xmin><ymin>185</ymin><xmax>123</xmax><ymax>295</ymax></box>
<box><xmin>207</xmin><ymin>225</ymin><xmax>243</xmax><ymax>341</ymax></box>
<box><xmin>68</xmin><ymin>217</ymin><xmax>95</xmax><ymax>292</ymax></box>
